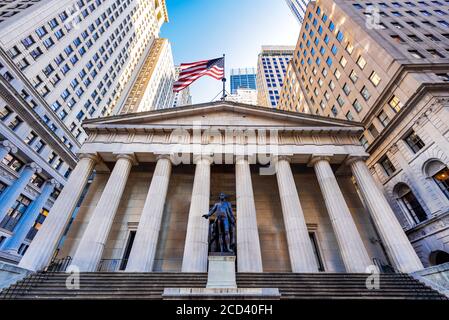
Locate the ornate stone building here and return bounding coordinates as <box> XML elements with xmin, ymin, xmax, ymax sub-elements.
<box><xmin>277</xmin><ymin>0</ymin><xmax>449</xmax><ymax>267</ymax></box>
<box><xmin>18</xmin><ymin>101</ymin><xmax>424</xmax><ymax>275</ymax></box>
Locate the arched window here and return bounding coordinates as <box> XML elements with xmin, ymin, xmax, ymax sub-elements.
<box><xmin>424</xmin><ymin>160</ymin><xmax>449</xmax><ymax>199</ymax></box>
<box><xmin>394</xmin><ymin>183</ymin><xmax>427</xmax><ymax>224</ymax></box>
<box><xmin>429</xmin><ymin>250</ymin><xmax>449</xmax><ymax>266</ymax></box>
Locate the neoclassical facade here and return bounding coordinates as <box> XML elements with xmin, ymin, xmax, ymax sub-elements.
<box><xmin>367</xmin><ymin>93</ymin><xmax>449</xmax><ymax>268</ymax></box>
<box><xmin>19</xmin><ymin>102</ymin><xmax>424</xmax><ymax>274</ymax></box>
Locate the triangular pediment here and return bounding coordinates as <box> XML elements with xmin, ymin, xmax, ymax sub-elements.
<box><xmin>84</xmin><ymin>101</ymin><xmax>361</xmax><ymax>129</ymax></box>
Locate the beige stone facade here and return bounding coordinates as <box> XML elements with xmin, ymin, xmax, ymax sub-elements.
<box><xmin>278</xmin><ymin>0</ymin><xmax>449</xmax><ymax>267</ymax></box>
<box><xmin>19</xmin><ymin>102</ymin><xmax>424</xmax><ymax>274</ymax></box>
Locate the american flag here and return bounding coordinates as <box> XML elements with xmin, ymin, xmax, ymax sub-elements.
<box><xmin>173</xmin><ymin>57</ymin><xmax>224</xmax><ymax>92</ymax></box>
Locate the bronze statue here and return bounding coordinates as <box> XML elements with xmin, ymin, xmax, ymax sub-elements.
<box><xmin>202</xmin><ymin>192</ymin><xmax>236</xmax><ymax>253</ymax></box>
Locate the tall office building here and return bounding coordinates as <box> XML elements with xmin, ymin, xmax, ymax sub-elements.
<box><xmin>172</xmin><ymin>66</ymin><xmax>192</xmax><ymax>108</ymax></box>
<box><xmin>285</xmin><ymin>0</ymin><xmax>311</xmax><ymax>24</ymax></box>
<box><xmin>0</xmin><ymin>0</ymin><xmax>169</xmax><ymax>144</ymax></box>
<box><xmin>278</xmin><ymin>0</ymin><xmax>449</xmax><ymax>267</ymax></box>
<box><xmin>256</xmin><ymin>45</ymin><xmax>294</xmax><ymax>108</ymax></box>
<box><xmin>229</xmin><ymin>67</ymin><xmax>256</xmax><ymax>94</ymax></box>
<box><xmin>119</xmin><ymin>38</ymin><xmax>175</xmax><ymax>113</ymax></box>
<box><xmin>0</xmin><ymin>0</ymin><xmax>171</xmax><ymax>262</ymax></box>
<box><xmin>227</xmin><ymin>88</ymin><xmax>257</xmax><ymax>105</ymax></box>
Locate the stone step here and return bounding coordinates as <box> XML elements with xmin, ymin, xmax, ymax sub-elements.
<box><xmin>1</xmin><ymin>272</ymin><xmax>446</xmax><ymax>300</ymax></box>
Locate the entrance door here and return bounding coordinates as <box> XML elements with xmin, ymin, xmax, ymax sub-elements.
<box><xmin>119</xmin><ymin>231</ymin><xmax>136</xmax><ymax>270</ymax></box>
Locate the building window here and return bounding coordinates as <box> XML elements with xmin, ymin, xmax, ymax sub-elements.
<box><xmin>8</xmin><ymin>116</ymin><xmax>23</xmax><ymax>131</ymax></box>
<box><xmin>361</xmin><ymin>86</ymin><xmax>371</xmax><ymax>101</ymax></box>
<box><xmin>349</xmin><ymin>70</ymin><xmax>358</xmax><ymax>83</ymax></box>
<box><xmin>30</xmin><ymin>174</ymin><xmax>45</xmax><ymax>188</ymax></box>
<box><xmin>33</xmin><ymin>140</ymin><xmax>45</xmax><ymax>153</ymax></box>
<box><xmin>404</xmin><ymin>131</ymin><xmax>425</xmax><ymax>153</ymax></box>
<box><xmin>395</xmin><ymin>184</ymin><xmax>427</xmax><ymax>224</ymax></box>
<box><xmin>378</xmin><ymin>111</ymin><xmax>390</xmax><ymax>127</ymax></box>
<box><xmin>0</xmin><ymin>105</ymin><xmax>13</xmax><ymax>120</ymax></box>
<box><xmin>2</xmin><ymin>154</ymin><xmax>24</xmax><ymax>172</ymax></box>
<box><xmin>359</xmin><ymin>135</ymin><xmax>369</xmax><ymax>149</ymax></box>
<box><xmin>357</xmin><ymin>56</ymin><xmax>367</xmax><ymax>69</ymax></box>
<box><xmin>389</xmin><ymin>96</ymin><xmax>402</xmax><ymax>112</ymax></box>
<box><xmin>25</xmin><ymin>208</ymin><xmax>49</xmax><ymax>241</ymax></box>
<box><xmin>369</xmin><ymin>71</ymin><xmax>381</xmax><ymax>87</ymax></box>
<box><xmin>433</xmin><ymin>168</ymin><xmax>449</xmax><ymax>199</ymax></box>
<box><xmin>0</xmin><ymin>194</ymin><xmax>32</xmax><ymax>231</ymax></box>
<box><xmin>380</xmin><ymin>156</ymin><xmax>395</xmax><ymax>176</ymax></box>
<box><xmin>47</xmin><ymin>152</ymin><xmax>57</xmax><ymax>164</ymax></box>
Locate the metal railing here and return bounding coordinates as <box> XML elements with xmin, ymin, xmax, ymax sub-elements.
<box><xmin>97</xmin><ymin>259</ymin><xmax>128</xmax><ymax>272</ymax></box>
<box><xmin>372</xmin><ymin>258</ymin><xmax>397</xmax><ymax>274</ymax></box>
<box><xmin>1</xmin><ymin>256</ymin><xmax>72</xmax><ymax>299</ymax></box>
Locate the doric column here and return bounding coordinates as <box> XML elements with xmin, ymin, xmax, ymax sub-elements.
<box><xmin>1</xmin><ymin>179</ymin><xmax>58</xmax><ymax>254</ymax></box>
<box><xmin>182</xmin><ymin>155</ymin><xmax>212</xmax><ymax>272</ymax></box>
<box><xmin>311</xmin><ymin>156</ymin><xmax>371</xmax><ymax>273</ymax></box>
<box><xmin>0</xmin><ymin>140</ymin><xmax>17</xmax><ymax>160</ymax></box>
<box><xmin>70</xmin><ymin>154</ymin><xmax>135</xmax><ymax>272</ymax></box>
<box><xmin>19</xmin><ymin>154</ymin><xmax>98</xmax><ymax>271</ymax></box>
<box><xmin>275</xmin><ymin>157</ymin><xmax>318</xmax><ymax>272</ymax></box>
<box><xmin>235</xmin><ymin>156</ymin><xmax>263</xmax><ymax>272</ymax></box>
<box><xmin>125</xmin><ymin>155</ymin><xmax>172</xmax><ymax>272</ymax></box>
<box><xmin>349</xmin><ymin>157</ymin><xmax>423</xmax><ymax>273</ymax></box>
<box><xmin>0</xmin><ymin>162</ymin><xmax>41</xmax><ymax>223</ymax></box>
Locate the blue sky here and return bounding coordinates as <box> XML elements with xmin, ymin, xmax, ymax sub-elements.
<box><xmin>161</xmin><ymin>0</ymin><xmax>299</xmax><ymax>103</ymax></box>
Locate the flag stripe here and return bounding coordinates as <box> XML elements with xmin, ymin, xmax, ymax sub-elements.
<box><xmin>173</xmin><ymin>57</ymin><xmax>224</xmax><ymax>92</ymax></box>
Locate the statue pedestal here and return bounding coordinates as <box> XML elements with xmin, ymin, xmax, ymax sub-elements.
<box><xmin>162</xmin><ymin>254</ymin><xmax>281</xmax><ymax>300</ymax></box>
<box><xmin>206</xmin><ymin>254</ymin><xmax>236</xmax><ymax>288</ymax></box>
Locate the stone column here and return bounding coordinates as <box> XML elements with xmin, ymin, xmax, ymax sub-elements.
<box><xmin>2</xmin><ymin>179</ymin><xmax>58</xmax><ymax>254</ymax></box>
<box><xmin>0</xmin><ymin>140</ymin><xmax>17</xmax><ymax>160</ymax></box>
<box><xmin>19</xmin><ymin>154</ymin><xmax>98</xmax><ymax>271</ymax></box>
<box><xmin>275</xmin><ymin>157</ymin><xmax>318</xmax><ymax>272</ymax></box>
<box><xmin>349</xmin><ymin>157</ymin><xmax>423</xmax><ymax>273</ymax></box>
<box><xmin>125</xmin><ymin>155</ymin><xmax>172</xmax><ymax>272</ymax></box>
<box><xmin>182</xmin><ymin>155</ymin><xmax>212</xmax><ymax>272</ymax></box>
<box><xmin>0</xmin><ymin>162</ymin><xmax>41</xmax><ymax>223</ymax></box>
<box><xmin>70</xmin><ymin>154</ymin><xmax>135</xmax><ymax>272</ymax></box>
<box><xmin>311</xmin><ymin>156</ymin><xmax>371</xmax><ymax>273</ymax></box>
<box><xmin>235</xmin><ymin>157</ymin><xmax>263</xmax><ymax>272</ymax></box>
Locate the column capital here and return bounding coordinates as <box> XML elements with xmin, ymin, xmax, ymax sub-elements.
<box><xmin>345</xmin><ymin>155</ymin><xmax>367</xmax><ymax>166</ymax></box>
<box><xmin>276</xmin><ymin>155</ymin><xmax>292</xmax><ymax>163</ymax></box>
<box><xmin>78</xmin><ymin>153</ymin><xmax>101</xmax><ymax>163</ymax></box>
<box><xmin>1</xmin><ymin>140</ymin><xmax>17</xmax><ymax>154</ymax></box>
<box><xmin>193</xmin><ymin>154</ymin><xmax>213</xmax><ymax>164</ymax></box>
<box><xmin>114</xmin><ymin>153</ymin><xmax>138</xmax><ymax>165</ymax></box>
<box><xmin>47</xmin><ymin>178</ymin><xmax>60</xmax><ymax>189</ymax></box>
<box><xmin>25</xmin><ymin>162</ymin><xmax>42</xmax><ymax>174</ymax></box>
<box><xmin>308</xmin><ymin>154</ymin><xmax>333</xmax><ymax>167</ymax></box>
<box><xmin>156</xmin><ymin>154</ymin><xmax>172</xmax><ymax>162</ymax></box>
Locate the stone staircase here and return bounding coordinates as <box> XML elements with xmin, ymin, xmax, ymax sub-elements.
<box><xmin>0</xmin><ymin>272</ymin><xmax>446</xmax><ymax>300</ymax></box>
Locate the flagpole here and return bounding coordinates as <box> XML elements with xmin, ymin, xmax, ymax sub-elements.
<box><xmin>221</xmin><ymin>53</ymin><xmax>226</xmax><ymax>101</ymax></box>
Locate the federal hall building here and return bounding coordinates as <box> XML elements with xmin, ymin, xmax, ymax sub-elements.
<box><xmin>17</xmin><ymin>101</ymin><xmax>425</xmax><ymax>276</ymax></box>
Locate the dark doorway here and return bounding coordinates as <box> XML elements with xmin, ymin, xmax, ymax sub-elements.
<box><xmin>429</xmin><ymin>250</ymin><xmax>449</xmax><ymax>266</ymax></box>
<box><xmin>119</xmin><ymin>230</ymin><xmax>136</xmax><ymax>270</ymax></box>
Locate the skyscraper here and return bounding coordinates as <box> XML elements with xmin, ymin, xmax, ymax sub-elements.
<box><xmin>285</xmin><ymin>0</ymin><xmax>311</xmax><ymax>24</ymax></box>
<box><xmin>0</xmin><ymin>0</ymin><xmax>169</xmax><ymax>144</ymax></box>
<box><xmin>230</xmin><ymin>67</ymin><xmax>256</xmax><ymax>94</ymax></box>
<box><xmin>256</xmin><ymin>45</ymin><xmax>294</xmax><ymax>108</ymax></box>
<box><xmin>0</xmin><ymin>0</ymin><xmax>172</xmax><ymax>262</ymax></box>
<box><xmin>172</xmin><ymin>66</ymin><xmax>192</xmax><ymax>108</ymax></box>
<box><xmin>227</xmin><ymin>88</ymin><xmax>257</xmax><ymax>105</ymax></box>
<box><xmin>119</xmin><ymin>38</ymin><xmax>175</xmax><ymax>113</ymax></box>
<box><xmin>278</xmin><ymin>0</ymin><xmax>449</xmax><ymax>267</ymax></box>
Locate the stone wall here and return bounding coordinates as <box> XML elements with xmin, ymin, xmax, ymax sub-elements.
<box><xmin>59</xmin><ymin>163</ymin><xmax>387</xmax><ymax>272</ymax></box>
